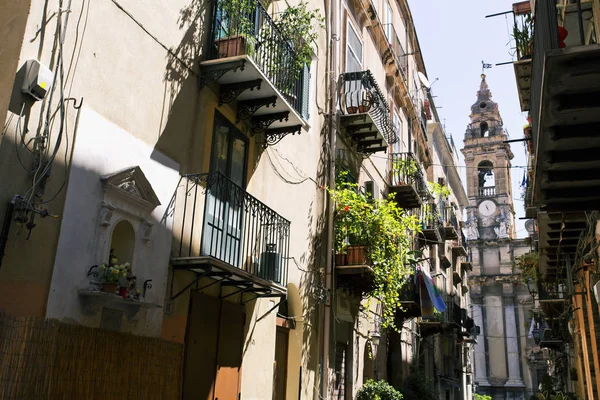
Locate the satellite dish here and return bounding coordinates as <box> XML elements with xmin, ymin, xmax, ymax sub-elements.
<box><xmin>418</xmin><ymin>71</ymin><xmax>431</xmax><ymax>88</ymax></box>
<box><xmin>525</xmin><ymin>220</ymin><xmax>535</xmax><ymax>234</ymax></box>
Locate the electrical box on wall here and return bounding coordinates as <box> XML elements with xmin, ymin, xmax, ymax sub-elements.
<box><xmin>21</xmin><ymin>59</ymin><xmax>53</xmax><ymax>101</ymax></box>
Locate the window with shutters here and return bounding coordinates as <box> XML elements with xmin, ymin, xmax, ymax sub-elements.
<box><xmin>346</xmin><ymin>21</ymin><xmax>362</xmax><ymax>73</ymax></box>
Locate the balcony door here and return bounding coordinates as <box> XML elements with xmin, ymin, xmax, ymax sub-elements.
<box><xmin>202</xmin><ymin>112</ymin><xmax>248</xmax><ymax>268</ymax></box>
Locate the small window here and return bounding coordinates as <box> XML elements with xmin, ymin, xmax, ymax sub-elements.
<box><xmin>384</xmin><ymin>0</ymin><xmax>393</xmax><ymax>43</ymax></box>
<box><xmin>392</xmin><ymin>111</ymin><xmax>403</xmax><ymax>153</ymax></box>
<box><xmin>480</xmin><ymin>121</ymin><xmax>489</xmax><ymax>137</ymax></box>
<box><xmin>346</xmin><ymin>22</ymin><xmax>362</xmax><ymax>72</ymax></box>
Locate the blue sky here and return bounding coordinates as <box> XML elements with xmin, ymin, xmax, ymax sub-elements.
<box><xmin>409</xmin><ymin>0</ymin><xmax>529</xmax><ymax>238</ymax></box>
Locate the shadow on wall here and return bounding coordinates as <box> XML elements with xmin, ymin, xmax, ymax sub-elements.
<box><xmin>151</xmin><ymin>0</ymin><xmax>210</xmax><ymax>173</ymax></box>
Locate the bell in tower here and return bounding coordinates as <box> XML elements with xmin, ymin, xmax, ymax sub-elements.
<box><xmin>461</xmin><ymin>74</ymin><xmax>515</xmax><ymax>241</ymax></box>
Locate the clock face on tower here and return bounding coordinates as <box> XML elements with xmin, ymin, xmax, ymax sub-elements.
<box><xmin>478</xmin><ymin>200</ymin><xmax>497</xmax><ymax>216</ymax></box>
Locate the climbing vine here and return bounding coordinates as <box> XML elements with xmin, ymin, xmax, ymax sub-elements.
<box><xmin>328</xmin><ymin>173</ymin><xmax>421</xmax><ymax>329</ymax></box>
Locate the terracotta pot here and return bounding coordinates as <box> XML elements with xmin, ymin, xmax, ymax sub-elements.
<box><xmin>347</xmin><ymin>106</ymin><xmax>358</xmax><ymax>114</ymax></box>
<box><xmin>215</xmin><ymin>36</ymin><xmax>247</xmax><ymax>58</ymax></box>
<box><xmin>346</xmin><ymin>246</ymin><xmax>367</xmax><ymax>265</ymax></box>
<box><xmin>335</xmin><ymin>253</ymin><xmax>347</xmax><ymax>266</ymax></box>
<box><xmin>358</xmin><ymin>104</ymin><xmax>371</xmax><ymax>113</ymax></box>
<box><xmin>102</xmin><ymin>282</ymin><xmax>118</xmax><ymax>294</ymax></box>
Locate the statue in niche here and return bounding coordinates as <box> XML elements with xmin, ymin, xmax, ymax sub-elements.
<box><xmin>494</xmin><ymin>207</ymin><xmax>510</xmax><ymax>239</ymax></box>
<box><xmin>466</xmin><ymin>211</ymin><xmax>479</xmax><ymax>240</ymax></box>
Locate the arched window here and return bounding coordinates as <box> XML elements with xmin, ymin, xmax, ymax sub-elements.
<box><xmin>478</xmin><ymin>161</ymin><xmax>494</xmax><ymax>189</ymax></box>
<box><xmin>110</xmin><ymin>220</ymin><xmax>135</xmax><ymax>265</ymax></box>
<box><xmin>480</xmin><ymin>121</ymin><xmax>489</xmax><ymax>137</ymax></box>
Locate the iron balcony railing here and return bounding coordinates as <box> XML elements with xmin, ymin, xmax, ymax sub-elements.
<box><xmin>442</xmin><ymin>205</ymin><xmax>459</xmax><ymax>232</ymax></box>
<box><xmin>390</xmin><ymin>152</ymin><xmax>429</xmax><ymax>197</ymax></box>
<box><xmin>208</xmin><ymin>0</ymin><xmax>307</xmax><ymax>117</ymax></box>
<box><xmin>338</xmin><ymin>70</ymin><xmax>398</xmax><ymax>145</ymax></box>
<box><xmin>538</xmin><ymin>280</ymin><xmax>569</xmax><ymax>301</ymax></box>
<box><xmin>478</xmin><ymin>186</ymin><xmax>496</xmax><ymax>197</ymax></box>
<box><xmin>421</xmin><ymin>202</ymin><xmax>443</xmax><ymax>231</ymax></box>
<box><xmin>381</xmin><ymin>23</ymin><xmax>408</xmax><ymax>83</ymax></box>
<box><xmin>176</xmin><ymin>172</ymin><xmax>290</xmax><ymax>286</ymax></box>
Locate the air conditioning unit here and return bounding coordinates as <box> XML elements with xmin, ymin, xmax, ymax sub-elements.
<box><xmin>259</xmin><ymin>243</ymin><xmax>281</xmax><ymax>284</ymax></box>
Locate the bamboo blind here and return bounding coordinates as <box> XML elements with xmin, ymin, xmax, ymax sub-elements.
<box><xmin>0</xmin><ymin>312</ymin><xmax>183</xmax><ymax>399</ymax></box>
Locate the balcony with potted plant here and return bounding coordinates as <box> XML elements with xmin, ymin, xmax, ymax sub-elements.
<box><xmin>389</xmin><ymin>152</ymin><xmax>429</xmax><ymax>209</ymax></box>
<box><xmin>337</xmin><ymin>70</ymin><xmax>398</xmax><ymax>154</ymax></box>
<box><xmin>200</xmin><ymin>0</ymin><xmax>322</xmax><ymax>145</ymax></box>
<box><xmin>512</xmin><ymin>1</ymin><xmax>533</xmax><ymax>112</ymax></box>
<box><xmin>441</xmin><ymin>205</ymin><xmax>459</xmax><ymax>241</ymax></box>
<box><xmin>329</xmin><ymin>174</ymin><xmax>421</xmax><ymax>328</ymax></box>
<box><xmin>419</xmin><ymin>202</ymin><xmax>443</xmax><ymax>244</ymax></box>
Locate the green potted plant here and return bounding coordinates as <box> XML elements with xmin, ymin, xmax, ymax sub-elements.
<box><xmin>513</xmin><ymin>12</ymin><xmax>533</xmax><ymax>60</ymax></box>
<box><xmin>98</xmin><ymin>250</ymin><xmax>130</xmax><ymax>294</ymax></box>
<box><xmin>215</xmin><ymin>0</ymin><xmax>258</xmax><ymax>58</ymax></box>
<box><xmin>328</xmin><ymin>176</ymin><xmax>372</xmax><ymax>265</ymax></box>
<box><xmin>261</xmin><ymin>0</ymin><xmax>323</xmax><ymax>94</ymax></box>
<box><xmin>392</xmin><ymin>156</ymin><xmax>418</xmax><ymax>185</ymax></box>
<box><xmin>328</xmin><ymin>172</ymin><xmax>421</xmax><ymax>328</ymax></box>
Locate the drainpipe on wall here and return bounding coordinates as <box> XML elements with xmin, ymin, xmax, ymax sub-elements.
<box><xmin>320</xmin><ymin>0</ymin><xmax>339</xmax><ymax>395</ymax></box>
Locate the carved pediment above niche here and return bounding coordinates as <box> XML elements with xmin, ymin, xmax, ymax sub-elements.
<box><xmin>101</xmin><ymin>166</ymin><xmax>161</xmax><ymax>214</ymax></box>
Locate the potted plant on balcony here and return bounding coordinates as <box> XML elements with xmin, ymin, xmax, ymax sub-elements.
<box><xmin>513</xmin><ymin>12</ymin><xmax>533</xmax><ymax>60</ymax></box>
<box><xmin>392</xmin><ymin>156</ymin><xmax>418</xmax><ymax>185</ymax></box>
<box><xmin>255</xmin><ymin>0</ymin><xmax>323</xmax><ymax>100</ymax></box>
<box><xmin>329</xmin><ymin>175</ymin><xmax>372</xmax><ymax>266</ymax></box>
<box><xmin>214</xmin><ymin>0</ymin><xmax>259</xmax><ymax>58</ymax></box>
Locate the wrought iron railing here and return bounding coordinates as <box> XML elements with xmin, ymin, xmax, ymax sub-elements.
<box><xmin>208</xmin><ymin>0</ymin><xmax>307</xmax><ymax>116</ymax></box>
<box><xmin>175</xmin><ymin>172</ymin><xmax>290</xmax><ymax>285</ymax></box>
<box><xmin>442</xmin><ymin>205</ymin><xmax>459</xmax><ymax>232</ymax></box>
<box><xmin>478</xmin><ymin>186</ymin><xmax>496</xmax><ymax>197</ymax></box>
<box><xmin>538</xmin><ymin>280</ymin><xmax>569</xmax><ymax>301</ymax></box>
<box><xmin>421</xmin><ymin>202</ymin><xmax>442</xmax><ymax>231</ymax></box>
<box><xmin>338</xmin><ymin>70</ymin><xmax>398</xmax><ymax>144</ymax></box>
<box><xmin>381</xmin><ymin>23</ymin><xmax>408</xmax><ymax>83</ymax></box>
<box><xmin>390</xmin><ymin>152</ymin><xmax>429</xmax><ymax>197</ymax></box>
<box><xmin>398</xmin><ymin>276</ymin><xmax>419</xmax><ymax>303</ymax></box>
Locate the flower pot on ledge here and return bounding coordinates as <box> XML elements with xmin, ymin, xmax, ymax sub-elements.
<box><xmin>346</xmin><ymin>245</ymin><xmax>367</xmax><ymax>265</ymax></box>
<box><xmin>335</xmin><ymin>253</ymin><xmax>347</xmax><ymax>266</ymax></box>
<box><xmin>215</xmin><ymin>35</ymin><xmax>247</xmax><ymax>58</ymax></box>
<box><xmin>102</xmin><ymin>282</ymin><xmax>118</xmax><ymax>294</ymax></box>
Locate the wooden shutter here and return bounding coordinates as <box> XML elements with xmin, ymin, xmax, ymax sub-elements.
<box><xmin>301</xmin><ymin>64</ymin><xmax>310</xmax><ymax>120</ymax></box>
<box><xmin>273</xmin><ymin>327</ymin><xmax>289</xmax><ymax>400</ymax></box>
<box><xmin>182</xmin><ymin>293</ymin><xmax>220</xmax><ymax>400</ymax></box>
<box><xmin>214</xmin><ymin>301</ymin><xmax>245</xmax><ymax>400</ymax></box>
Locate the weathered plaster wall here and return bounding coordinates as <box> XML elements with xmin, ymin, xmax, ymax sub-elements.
<box><xmin>46</xmin><ymin>107</ymin><xmax>179</xmax><ymax>336</ymax></box>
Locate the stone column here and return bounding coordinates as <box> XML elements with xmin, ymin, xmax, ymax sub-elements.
<box><xmin>504</xmin><ymin>284</ymin><xmax>525</xmax><ymax>387</ymax></box>
<box><xmin>471</xmin><ymin>286</ymin><xmax>491</xmax><ymax>386</ymax></box>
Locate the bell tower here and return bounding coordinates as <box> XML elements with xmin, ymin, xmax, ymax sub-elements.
<box><xmin>461</xmin><ymin>74</ymin><xmax>515</xmax><ymax>241</ymax></box>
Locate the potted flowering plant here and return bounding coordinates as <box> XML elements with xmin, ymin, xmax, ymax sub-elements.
<box><xmin>328</xmin><ymin>174</ymin><xmax>371</xmax><ymax>266</ymax></box>
<box><xmin>98</xmin><ymin>250</ymin><xmax>130</xmax><ymax>295</ymax></box>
